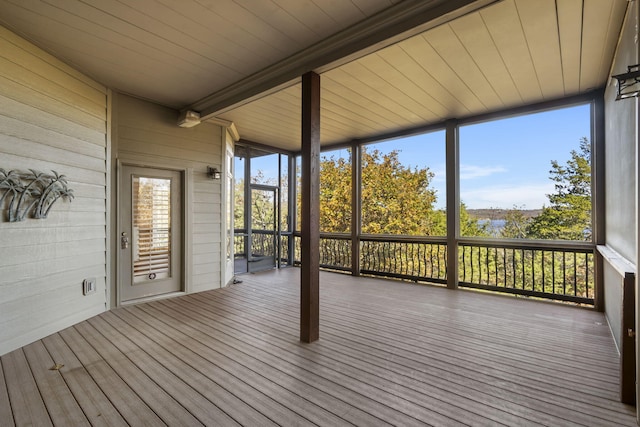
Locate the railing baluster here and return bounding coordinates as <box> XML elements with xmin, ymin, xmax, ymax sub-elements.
<box><xmin>484</xmin><ymin>246</ymin><xmax>488</xmax><ymax>285</ymax></box>
<box><xmin>562</xmin><ymin>251</ymin><xmax>567</xmax><ymax>296</ymax></box>
<box><xmin>552</xmin><ymin>250</ymin><xmax>556</xmax><ymax>295</ymax></box>
<box><xmin>502</xmin><ymin>247</ymin><xmax>506</xmax><ymax>288</ymax></box>
<box><xmin>531</xmin><ymin>249</ymin><xmax>535</xmax><ymax>291</ymax></box>
<box><xmin>573</xmin><ymin>251</ymin><xmax>578</xmax><ymax>296</ymax></box>
<box><xmin>426</xmin><ymin>243</ymin><xmax>431</xmax><ymax>277</ymax></box>
<box><xmin>478</xmin><ymin>246</ymin><xmax>483</xmax><ymax>284</ymax></box>
<box><xmin>493</xmin><ymin>247</ymin><xmax>500</xmax><ymax>286</ymax></box>
<box><xmin>373</xmin><ymin>241</ymin><xmax>378</xmax><ymax>272</ymax></box>
<box><xmin>510</xmin><ymin>248</ymin><xmax>515</xmax><ymax>289</ymax></box>
<box><xmin>412</xmin><ymin>242</ymin><xmax>417</xmax><ymax>277</ymax></box>
<box><xmin>585</xmin><ymin>253</ymin><xmax>589</xmax><ymax>298</ymax></box>
<box><xmin>461</xmin><ymin>245</ymin><xmax>466</xmax><ymax>282</ymax></box>
<box><xmin>541</xmin><ymin>251</ymin><xmax>545</xmax><ymax>294</ymax></box>
<box><xmin>520</xmin><ymin>249</ymin><xmax>525</xmax><ymax>290</ymax></box>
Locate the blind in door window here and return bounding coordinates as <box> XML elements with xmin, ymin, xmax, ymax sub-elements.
<box><xmin>132</xmin><ymin>176</ymin><xmax>171</xmax><ymax>283</ymax></box>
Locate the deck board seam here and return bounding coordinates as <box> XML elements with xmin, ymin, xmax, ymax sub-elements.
<box><xmin>228</xmin><ymin>282</ymin><xmax>620</xmax><ymax>367</ymax></box>
<box><xmin>60</xmin><ymin>326</ymin><xmax>168</xmax><ymax>426</ymax></box>
<box><xmin>208</xmin><ymin>282</ymin><xmax>632</xmax><ymax>420</ymax></box>
<box><xmin>215</xmin><ymin>285</ymin><xmax>620</xmax><ymax>397</ymax></box>
<box><xmin>146</xmin><ymin>298</ymin><xmax>443</xmax><ymax>426</ymax></box>
<box><xmin>40</xmin><ymin>333</ymin><xmax>130</xmax><ymax>426</ymax></box>
<box><xmin>167</xmin><ymin>294</ymin><xmax>530</xmax><ymax>426</ymax></box>
<box><xmin>121</xmin><ymin>304</ymin><xmax>326</xmax><ymax>427</ymax></box>
<box><xmin>97</xmin><ymin>312</ymin><xmax>244</xmax><ymax>426</ymax></box>
<box><xmin>88</xmin><ymin>314</ymin><xmax>239</xmax><ymax>427</ymax></box>
<box><xmin>71</xmin><ymin>323</ymin><xmax>173</xmax><ymax>426</ymax></box>
<box><xmin>0</xmin><ymin>355</ymin><xmax>17</xmax><ymax>427</ymax></box>
<box><xmin>132</xmin><ymin>301</ymin><xmax>407</xmax><ymax>427</ymax></box>
<box><xmin>188</xmin><ymin>290</ymin><xmax>628</xmax><ymax>426</ymax></box>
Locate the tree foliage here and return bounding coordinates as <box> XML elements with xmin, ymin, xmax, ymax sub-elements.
<box><xmin>500</xmin><ymin>205</ymin><xmax>531</xmax><ymax>239</ymax></box>
<box><xmin>526</xmin><ymin>137</ymin><xmax>591</xmax><ymax>240</ymax></box>
<box><xmin>319</xmin><ymin>152</ymin><xmax>351</xmax><ymax>233</ymax></box>
<box><xmin>316</xmin><ymin>147</ymin><xmax>486</xmax><ymax>237</ymax></box>
<box><xmin>360</xmin><ymin>148</ymin><xmax>443</xmax><ymax>235</ymax></box>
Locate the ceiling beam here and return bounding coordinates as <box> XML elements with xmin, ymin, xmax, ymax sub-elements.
<box><xmin>191</xmin><ymin>0</ymin><xmax>500</xmax><ymax>119</ymax></box>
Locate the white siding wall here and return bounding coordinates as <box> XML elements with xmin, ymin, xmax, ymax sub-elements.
<box><xmin>603</xmin><ymin>0</ymin><xmax>638</xmax><ymax>346</ymax></box>
<box><xmin>0</xmin><ymin>26</ymin><xmax>108</xmax><ymax>356</ymax></box>
<box><xmin>113</xmin><ymin>93</ymin><xmax>224</xmax><ymax>298</ymax></box>
<box><xmin>603</xmin><ymin>1</ymin><xmax>639</xmax><ymax>415</ymax></box>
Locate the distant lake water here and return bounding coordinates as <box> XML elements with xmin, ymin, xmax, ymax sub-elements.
<box><xmin>478</xmin><ymin>219</ymin><xmax>506</xmax><ymax>231</ymax></box>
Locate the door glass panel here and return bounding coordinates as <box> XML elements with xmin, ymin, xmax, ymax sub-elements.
<box><xmin>132</xmin><ymin>176</ymin><xmax>171</xmax><ymax>283</ymax></box>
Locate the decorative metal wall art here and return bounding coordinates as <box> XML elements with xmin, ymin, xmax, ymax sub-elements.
<box><xmin>0</xmin><ymin>169</ymin><xmax>74</xmax><ymax>222</ymax></box>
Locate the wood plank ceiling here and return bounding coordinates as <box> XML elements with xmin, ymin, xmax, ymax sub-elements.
<box><xmin>219</xmin><ymin>0</ymin><xmax>627</xmax><ymax>151</ymax></box>
<box><xmin>0</xmin><ymin>0</ymin><xmax>401</xmax><ymax>107</ymax></box>
<box><xmin>0</xmin><ymin>0</ymin><xmax>628</xmax><ymax>152</ymax></box>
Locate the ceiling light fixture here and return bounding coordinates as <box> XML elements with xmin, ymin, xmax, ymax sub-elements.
<box><xmin>178</xmin><ymin>110</ymin><xmax>201</xmax><ymax>127</ymax></box>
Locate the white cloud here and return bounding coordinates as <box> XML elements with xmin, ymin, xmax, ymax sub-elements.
<box><xmin>429</xmin><ymin>163</ymin><xmax>447</xmax><ymax>182</ymax></box>
<box><xmin>459</xmin><ymin>164</ymin><xmax>507</xmax><ymax>180</ymax></box>
<box><xmin>461</xmin><ymin>183</ymin><xmax>554</xmax><ymax>210</ymax></box>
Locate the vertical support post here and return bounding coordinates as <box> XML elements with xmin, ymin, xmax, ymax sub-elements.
<box><xmin>351</xmin><ymin>141</ymin><xmax>361</xmax><ymax>276</ymax></box>
<box><xmin>446</xmin><ymin>120</ymin><xmax>459</xmax><ymax>289</ymax></box>
<box><xmin>244</xmin><ymin>147</ymin><xmax>252</xmax><ymax>266</ymax></box>
<box><xmin>300</xmin><ymin>71</ymin><xmax>320</xmax><ymax>343</ymax></box>
<box><xmin>288</xmin><ymin>154</ymin><xmax>297</xmax><ymax>267</ymax></box>
<box><xmin>592</xmin><ymin>93</ymin><xmax>606</xmax><ymax>311</ymax></box>
<box><xmin>276</xmin><ymin>154</ymin><xmax>282</xmax><ymax>268</ymax></box>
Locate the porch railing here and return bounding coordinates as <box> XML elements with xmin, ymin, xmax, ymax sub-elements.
<box><xmin>235</xmin><ymin>229</ymin><xmax>294</xmax><ymax>267</ymax></box>
<box><xmin>359</xmin><ymin>235</ymin><xmax>447</xmax><ymax>284</ymax></box>
<box><xmin>293</xmin><ymin>233</ymin><xmax>352</xmax><ymax>272</ymax></box>
<box><xmin>234</xmin><ymin>229</ymin><xmax>275</xmax><ymax>258</ymax></box>
<box><xmin>290</xmin><ymin>233</ymin><xmax>595</xmax><ymax>305</ymax></box>
<box><xmin>458</xmin><ymin>239</ymin><xmax>594</xmax><ymax>304</ymax></box>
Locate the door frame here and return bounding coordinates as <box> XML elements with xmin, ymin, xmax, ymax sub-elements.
<box><xmin>247</xmin><ymin>183</ymin><xmax>279</xmax><ymax>273</ymax></box>
<box><xmin>222</xmin><ymin>133</ymin><xmax>235</xmax><ymax>286</ymax></box>
<box><xmin>116</xmin><ymin>159</ymin><xmax>191</xmax><ymax>306</ymax></box>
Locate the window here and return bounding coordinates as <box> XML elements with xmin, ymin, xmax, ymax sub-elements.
<box><xmin>459</xmin><ymin>104</ymin><xmax>592</xmax><ymax>241</ymax></box>
<box><xmin>360</xmin><ymin>131</ymin><xmax>446</xmax><ymax>236</ymax></box>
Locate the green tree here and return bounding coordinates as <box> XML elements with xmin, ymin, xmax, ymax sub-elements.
<box><xmin>360</xmin><ymin>147</ymin><xmax>444</xmax><ymax>235</ymax></box>
<box><xmin>501</xmin><ymin>205</ymin><xmax>531</xmax><ymax>239</ymax></box>
<box><xmin>316</xmin><ymin>146</ymin><xmax>487</xmax><ymax>237</ymax></box>
<box><xmin>459</xmin><ymin>203</ymin><xmax>490</xmax><ymax>237</ymax></box>
<box><xmin>319</xmin><ymin>152</ymin><xmax>352</xmax><ymax>233</ymax></box>
<box><xmin>527</xmin><ymin>137</ymin><xmax>591</xmax><ymax>241</ymax></box>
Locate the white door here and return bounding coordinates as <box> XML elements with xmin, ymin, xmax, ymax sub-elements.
<box><xmin>223</xmin><ymin>141</ymin><xmax>235</xmax><ymax>285</ymax></box>
<box><xmin>120</xmin><ymin>165</ymin><xmax>182</xmax><ymax>302</ymax></box>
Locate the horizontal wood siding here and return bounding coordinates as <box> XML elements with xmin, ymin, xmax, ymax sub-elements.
<box><xmin>114</xmin><ymin>93</ymin><xmax>223</xmax><ymax>295</ymax></box>
<box><xmin>0</xmin><ymin>25</ymin><xmax>108</xmax><ymax>356</ymax></box>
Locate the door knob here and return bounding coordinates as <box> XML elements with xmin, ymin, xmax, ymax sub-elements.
<box><xmin>121</xmin><ymin>232</ymin><xmax>129</xmax><ymax>249</ymax></box>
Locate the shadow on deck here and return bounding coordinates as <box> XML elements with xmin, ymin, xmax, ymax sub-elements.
<box><xmin>1</xmin><ymin>268</ymin><xmax>636</xmax><ymax>426</ymax></box>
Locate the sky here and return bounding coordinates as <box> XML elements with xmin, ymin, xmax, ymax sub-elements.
<box><xmin>358</xmin><ymin>103</ymin><xmax>592</xmax><ymax>210</ymax></box>
<box><xmin>246</xmin><ymin>103</ymin><xmax>592</xmax><ymax>211</ymax></box>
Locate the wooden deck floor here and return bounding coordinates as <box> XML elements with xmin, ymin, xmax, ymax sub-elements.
<box><xmin>1</xmin><ymin>268</ymin><xmax>636</xmax><ymax>426</ymax></box>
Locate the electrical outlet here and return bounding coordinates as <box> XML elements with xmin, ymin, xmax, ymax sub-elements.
<box><xmin>82</xmin><ymin>278</ymin><xmax>97</xmax><ymax>295</ymax></box>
